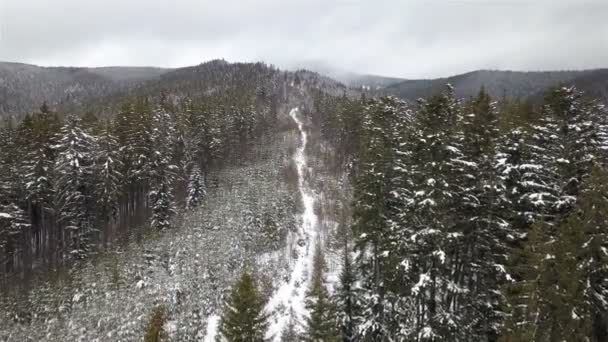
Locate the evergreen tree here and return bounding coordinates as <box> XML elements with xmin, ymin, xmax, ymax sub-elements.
<box><xmin>401</xmin><ymin>86</ymin><xmax>467</xmax><ymax>340</ymax></box>
<box><xmin>220</xmin><ymin>270</ymin><xmax>269</xmax><ymax>342</ymax></box>
<box><xmin>457</xmin><ymin>89</ymin><xmax>510</xmax><ymax>340</ymax></box>
<box><xmin>336</xmin><ymin>239</ymin><xmax>359</xmax><ymax>342</ymax></box>
<box><xmin>186</xmin><ymin>164</ymin><xmax>205</xmax><ymax>210</ymax></box>
<box><xmin>304</xmin><ymin>245</ymin><xmax>340</xmax><ymax>342</ymax></box>
<box><xmin>0</xmin><ymin>204</ymin><xmax>30</xmax><ymax>273</ymax></box>
<box><xmin>95</xmin><ymin>124</ymin><xmax>123</xmax><ymax>243</ymax></box>
<box><xmin>567</xmin><ymin>165</ymin><xmax>608</xmax><ymax>341</ymax></box>
<box><xmin>149</xmin><ymin>104</ymin><xmax>177</xmax><ymax>230</ymax></box>
<box><xmin>280</xmin><ymin>308</ymin><xmax>301</xmax><ymax>342</ymax></box>
<box><xmin>54</xmin><ymin>116</ymin><xmax>97</xmax><ymax>259</ymax></box>
<box><xmin>352</xmin><ymin>96</ymin><xmax>406</xmax><ymax>340</ymax></box>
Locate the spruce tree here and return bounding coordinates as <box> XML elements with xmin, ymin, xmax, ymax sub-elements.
<box><xmin>149</xmin><ymin>104</ymin><xmax>177</xmax><ymax>230</ymax></box>
<box><xmin>304</xmin><ymin>245</ymin><xmax>340</xmax><ymax>342</ymax></box>
<box><xmin>186</xmin><ymin>164</ymin><xmax>205</xmax><ymax>210</ymax></box>
<box><xmin>95</xmin><ymin>124</ymin><xmax>123</xmax><ymax>243</ymax></box>
<box><xmin>569</xmin><ymin>165</ymin><xmax>608</xmax><ymax>341</ymax></box>
<box><xmin>336</xmin><ymin>239</ymin><xmax>359</xmax><ymax>342</ymax></box>
<box><xmin>220</xmin><ymin>270</ymin><xmax>269</xmax><ymax>342</ymax></box>
<box><xmin>54</xmin><ymin>115</ymin><xmax>97</xmax><ymax>259</ymax></box>
<box><xmin>352</xmin><ymin>96</ymin><xmax>406</xmax><ymax>340</ymax></box>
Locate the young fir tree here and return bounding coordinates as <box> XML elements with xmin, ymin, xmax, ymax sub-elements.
<box><xmin>186</xmin><ymin>164</ymin><xmax>205</xmax><ymax>210</ymax></box>
<box><xmin>220</xmin><ymin>270</ymin><xmax>269</xmax><ymax>342</ymax></box>
<box><xmin>304</xmin><ymin>245</ymin><xmax>340</xmax><ymax>342</ymax></box>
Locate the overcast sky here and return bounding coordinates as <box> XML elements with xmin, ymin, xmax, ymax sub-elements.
<box><xmin>1</xmin><ymin>0</ymin><xmax>607</xmax><ymax>78</ymax></box>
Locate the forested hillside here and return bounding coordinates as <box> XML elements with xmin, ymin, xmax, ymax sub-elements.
<box><xmin>384</xmin><ymin>69</ymin><xmax>608</xmax><ymax>103</ymax></box>
<box><xmin>0</xmin><ymin>62</ymin><xmax>169</xmax><ymax>117</ymax></box>
<box><xmin>1</xmin><ymin>59</ymin><xmax>608</xmax><ymax>341</ymax></box>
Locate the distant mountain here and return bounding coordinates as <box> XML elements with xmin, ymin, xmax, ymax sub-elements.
<box><xmin>3</xmin><ymin>61</ymin><xmax>607</xmax><ymax>119</ymax></box>
<box><xmin>87</xmin><ymin>66</ymin><xmax>169</xmax><ymax>82</ymax></box>
<box><xmin>383</xmin><ymin>69</ymin><xmax>608</xmax><ymax>102</ymax></box>
<box><xmin>0</xmin><ymin>61</ymin><xmax>354</xmax><ymax>118</ymax></box>
<box><xmin>0</xmin><ymin>62</ymin><xmax>171</xmax><ymax>116</ymax></box>
<box><xmin>326</xmin><ymin>72</ymin><xmax>406</xmax><ymax>89</ymax></box>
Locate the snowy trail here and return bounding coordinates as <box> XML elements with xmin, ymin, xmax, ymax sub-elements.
<box><xmin>202</xmin><ymin>314</ymin><xmax>220</xmax><ymax>342</ymax></box>
<box><xmin>265</xmin><ymin>107</ymin><xmax>319</xmax><ymax>340</ymax></box>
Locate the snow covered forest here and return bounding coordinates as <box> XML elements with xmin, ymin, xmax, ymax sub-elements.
<box><xmin>1</xmin><ymin>60</ymin><xmax>608</xmax><ymax>342</ymax></box>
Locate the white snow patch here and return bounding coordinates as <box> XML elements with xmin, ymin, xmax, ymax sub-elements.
<box><xmin>265</xmin><ymin>108</ymin><xmax>320</xmax><ymax>341</ymax></box>
<box><xmin>412</xmin><ymin>273</ymin><xmax>430</xmax><ymax>295</ymax></box>
<box><xmin>203</xmin><ymin>314</ymin><xmax>220</xmax><ymax>342</ymax></box>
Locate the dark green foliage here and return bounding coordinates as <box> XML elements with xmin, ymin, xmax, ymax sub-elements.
<box><xmin>144</xmin><ymin>305</ymin><xmax>167</xmax><ymax>342</ymax></box>
<box><xmin>315</xmin><ymin>84</ymin><xmax>608</xmax><ymax>341</ymax></box>
<box><xmin>304</xmin><ymin>246</ymin><xmax>340</xmax><ymax>342</ymax></box>
<box><xmin>220</xmin><ymin>270</ymin><xmax>269</xmax><ymax>342</ymax></box>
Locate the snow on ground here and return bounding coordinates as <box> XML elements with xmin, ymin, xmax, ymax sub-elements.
<box><xmin>0</xmin><ymin>132</ymin><xmax>299</xmax><ymax>342</ymax></box>
<box><xmin>203</xmin><ymin>314</ymin><xmax>220</xmax><ymax>342</ymax></box>
<box><xmin>265</xmin><ymin>108</ymin><xmax>319</xmax><ymax>341</ymax></box>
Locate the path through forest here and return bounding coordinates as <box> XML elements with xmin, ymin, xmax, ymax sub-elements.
<box><xmin>265</xmin><ymin>107</ymin><xmax>319</xmax><ymax>340</ymax></box>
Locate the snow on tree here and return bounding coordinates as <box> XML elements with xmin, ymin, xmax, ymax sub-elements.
<box><xmin>149</xmin><ymin>104</ymin><xmax>177</xmax><ymax>231</ymax></box>
<box><xmin>220</xmin><ymin>270</ymin><xmax>269</xmax><ymax>342</ymax></box>
<box><xmin>53</xmin><ymin>115</ymin><xmax>97</xmax><ymax>259</ymax></box>
<box><xmin>303</xmin><ymin>245</ymin><xmax>340</xmax><ymax>342</ymax></box>
<box><xmin>351</xmin><ymin>96</ymin><xmax>407</xmax><ymax>340</ymax></box>
<box><xmin>186</xmin><ymin>164</ymin><xmax>205</xmax><ymax>210</ymax></box>
<box><xmin>95</xmin><ymin>125</ymin><xmax>123</xmax><ymax>239</ymax></box>
<box><xmin>0</xmin><ymin>203</ymin><xmax>30</xmax><ymax>273</ymax></box>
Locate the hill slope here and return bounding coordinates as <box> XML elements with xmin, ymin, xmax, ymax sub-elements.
<box><xmin>383</xmin><ymin>69</ymin><xmax>608</xmax><ymax>101</ymax></box>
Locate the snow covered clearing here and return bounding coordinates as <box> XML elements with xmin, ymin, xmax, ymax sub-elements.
<box><xmin>265</xmin><ymin>108</ymin><xmax>320</xmax><ymax>341</ymax></box>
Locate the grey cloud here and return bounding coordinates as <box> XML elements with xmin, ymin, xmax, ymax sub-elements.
<box><xmin>0</xmin><ymin>0</ymin><xmax>606</xmax><ymax>78</ymax></box>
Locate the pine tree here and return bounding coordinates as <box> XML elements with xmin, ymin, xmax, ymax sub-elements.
<box><xmin>304</xmin><ymin>245</ymin><xmax>340</xmax><ymax>342</ymax></box>
<box><xmin>220</xmin><ymin>270</ymin><xmax>269</xmax><ymax>342</ymax></box>
<box><xmin>186</xmin><ymin>164</ymin><xmax>205</xmax><ymax>210</ymax></box>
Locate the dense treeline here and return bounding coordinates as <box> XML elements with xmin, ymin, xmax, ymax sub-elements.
<box><xmin>308</xmin><ymin>85</ymin><xmax>608</xmax><ymax>341</ymax></box>
<box><xmin>0</xmin><ymin>81</ymin><xmax>280</xmax><ymax>281</ymax></box>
